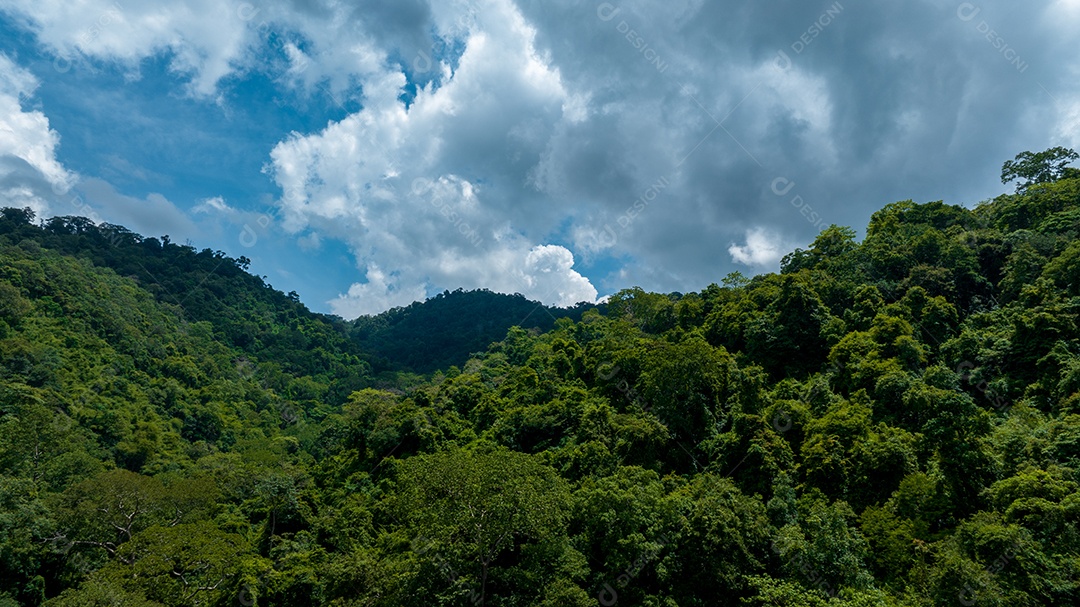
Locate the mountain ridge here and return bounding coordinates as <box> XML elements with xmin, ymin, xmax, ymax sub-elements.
<box><xmin>1</xmin><ymin>148</ymin><xmax>1079</xmax><ymax>606</ymax></box>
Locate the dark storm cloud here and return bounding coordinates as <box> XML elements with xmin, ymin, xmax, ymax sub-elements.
<box><xmin>509</xmin><ymin>0</ymin><xmax>1075</xmax><ymax>288</ymax></box>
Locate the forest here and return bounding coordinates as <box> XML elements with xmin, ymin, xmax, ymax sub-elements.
<box><xmin>0</xmin><ymin>148</ymin><xmax>1079</xmax><ymax>606</ymax></box>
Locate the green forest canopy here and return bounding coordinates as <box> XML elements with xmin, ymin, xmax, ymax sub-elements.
<box><xmin>0</xmin><ymin>148</ymin><xmax>1078</xmax><ymax>606</ymax></box>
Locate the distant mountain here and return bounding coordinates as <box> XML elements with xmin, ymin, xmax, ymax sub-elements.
<box><xmin>0</xmin><ymin>209</ymin><xmax>600</xmax><ymax>378</ymax></box>
<box><xmin>352</xmin><ymin>288</ymin><xmax>601</xmax><ymax>374</ymax></box>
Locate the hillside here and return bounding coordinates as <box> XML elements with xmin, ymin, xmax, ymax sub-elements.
<box><xmin>1</xmin><ymin>150</ymin><xmax>1079</xmax><ymax>606</ymax></box>
<box><xmin>0</xmin><ymin>209</ymin><xmax>371</xmax><ymax>404</ymax></box>
<box><xmin>353</xmin><ymin>288</ymin><xmax>599</xmax><ymax>373</ymax></box>
<box><xmin>0</xmin><ymin>209</ymin><xmax>598</xmax><ymax>378</ymax></box>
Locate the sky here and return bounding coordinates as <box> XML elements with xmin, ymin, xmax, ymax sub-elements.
<box><xmin>0</xmin><ymin>0</ymin><xmax>1077</xmax><ymax>318</ymax></box>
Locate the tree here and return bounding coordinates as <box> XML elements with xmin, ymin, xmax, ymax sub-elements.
<box><xmin>661</xmin><ymin>474</ymin><xmax>772</xmax><ymax>602</ymax></box>
<box><xmin>47</xmin><ymin>576</ymin><xmax>166</xmax><ymax>607</ymax></box>
<box><xmin>747</xmin><ymin>276</ymin><xmax>833</xmax><ymax>378</ymax></box>
<box><xmin>637</xmin><ymin>336</ymin><xmax>737</xmax><ymax>464</ymax></box>
<box><xmin>88</xmin><ymin>522</ymin><xmax>249</xmax><ymax>607</ymax></box>
<box><xmin>390</xmin><ymin>448</ymin><xmax>577</xmax><ymax>606</ymax></box>
<box><xmin>4</xmin><ymin>153</ymin><xmax>1080</xmax><ymax>607</ymax></box>
<box><xmin>771</xmin><ymin>493</ymin><xmax>874</xmax><ymax>598</ymax></box>
<box><xmin>605</xmin><ymin>287</ymin><xmax>677</xmax><ymax>334</ymax></box>
<box><xmin>1001</xmin><ymin>147</ymin><xmax>1079</xmax><ymax>193</ymax></box>
<box><xmin>572</xmin><ymin>467</ymin><xmax>671</xmax><ymax>605</ymax></box>
<box><xmin>52</xmin><ymin>470</ymin><xmax>217</xmax><ymax>564</ymax></box>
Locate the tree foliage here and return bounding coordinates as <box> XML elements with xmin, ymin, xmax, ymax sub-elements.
<box><xmin>1002</xmin><ymin>146</ymin><xmax>1079</xmax><ymax>193</ymax></box>
<box><xmin>1</xmin><ymin>149</ymin><xmax>1079</xmax><ymax>606</ymax></box>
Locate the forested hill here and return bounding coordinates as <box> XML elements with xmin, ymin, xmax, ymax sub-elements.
<box><xmin>353</xmin><ymin>289</ymin><xmax>599</xmax><ymax>373</ymax></box>
<box><xmin>0</xmin><ymin>208</ymin><xmax>370</xmax><ymax>399</ymax></box>
<box><xmin>0</xmin><ymin>210</ymin><xmax>592</xmax><ymax>377</ymax></box>
<box><xmin>1</xmin><ymin>149</ymin><xmax>1079</xmax><ymax>606</ymax></box>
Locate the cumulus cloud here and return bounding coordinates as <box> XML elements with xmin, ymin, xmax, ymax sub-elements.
<box><xmin>267</xmin><ymin>0</ymin><xmax>599</xmax><ymax>315</ymax></box>
<box><xmin>0</xmin><ymin>53</ymin><xmax>198</xmax><ymax>238</ymax></box>
<box><xmin>329</xmin><ymin>264</ymin><xmax>428</xmax><ymax>318</ymax></box>
<box><xmin>0</xmin><ymin>53</ymin><xmax>75</xmax><ymax>215</ymax></box>
<box><xmin>519</xmin><ymin>245</ymin><xmax>597</xmax><ymax>305</ymax></box>
<box><xmin>728</xmin><ymin>227</ymin><xmax>788</xmax><ymax>268</ymax></box>
<box><xmin>0</xmin><ymin>0</ymin><xmax>437</xmax><ymax>98</ymax></box>
<box><xmin>0</xmin><ymin>0</ymin><xmax>249</xmax><ymax>95</ymax></box>
<box><xmin>247</xmin><ymin>0</ymin><xmax>1080</xmax><ymax>307</ymax></box>
<box><xmin>3</xmin><ymin>0</ymin><xmax>1079</xmax><ymax>314</ymax></box>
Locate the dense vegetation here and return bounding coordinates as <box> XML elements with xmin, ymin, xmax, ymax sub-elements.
<box><xmin>353</xmin><ymin>289</ymin><xmax>598</xmax><ymax>374</ymax></box>
<box><xmin>1</xmin><ymin>150</ymin><xmax>1079</xmax><ymax>606</ymax></box>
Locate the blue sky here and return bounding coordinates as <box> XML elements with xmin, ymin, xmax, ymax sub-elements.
<box><xmin>0</xmin><ymin>12</ymin><xmax>368</xmax><ymax>306</ymax></box>
<box><xmin>0</xmin><ymin>0</ymin><xmax>1077</xmax><ymax>317</ymax></box>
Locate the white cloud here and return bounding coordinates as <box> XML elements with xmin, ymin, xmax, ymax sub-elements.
<box><xmin>328</xmin><ymin>242</ymin><xmax>596</xmax><ymax>317</ymax></box>
<box><xmin>1056</xmin><ymin>98</ymin><xmax>1080</xmax><ymax>148</ymax></box>
<box><xmin>0</xmin><ymin>53</ymin><xmax>37</xmax><ymax>97</ymax></box>
<box><xmin>194</xmin><ymin>196</ymin><xmax>233</xmax><ymax>214</ymax></box>
<box><xmin>728</xmin><ymin>227</ymin><xmax>788</xmax><ymax>268</ymax></box>
<box><xmin>77</xmin><ymin>177</ymin><xmax>198</xmax><ymax>242</ymax></box>
<box><xmin>1049</xmin><ymin>0</ymin><xmax>1080</xmax><ymax>21</ymax></box>
<box><xmin>0</xmin><ymin>0</ymin><xmax>249</xmax><ymax>95</ymax></box>
<box><xmin>267</xmin><ymin>0</ymin><xmax>598</xmax><ymax>316</ymax></box>
<box><xmin>519</xmin><ymin>244</ymin><xmax>597</xmax><ymax>306</ymax></box>
<box><xmin>0</xmin><ymin>0</ymin><xmax>431</xmax><ymax>99</ymax></box>
<box><xmin>296</xmin><ymin>231</ymin><xmax>322</xmax><ymax>251</ymax></box>
<box><xmin>5</xmin><ymin>0</ymin><xmax>1080</xmax><ymax>314</ymax></box>
<box><xmin>0</xmin><ymin>53</ymin><xmax>75</xmax><ymax>216</ymax></box>
<box><xmin>329</xmin><ymin>264</ymin><xmax>427</xmax><ymax>318</ymax></box>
